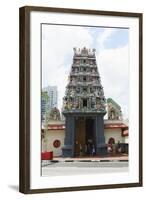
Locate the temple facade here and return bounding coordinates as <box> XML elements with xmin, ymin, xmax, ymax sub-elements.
<box><xmin>41</xmin><ymin>115</ymin><xmax>128</xmax><ymax>157</ymax></box>
<box><xmin>41</xmin><ymin>47</ymin><xmax>129</xmax><ymax>158</ymax></box>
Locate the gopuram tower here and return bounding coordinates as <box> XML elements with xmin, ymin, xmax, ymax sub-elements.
<box><xmin>62</xmin><ymin>47</ymin><xmax>107</xmax><ymax>157</ymax></box>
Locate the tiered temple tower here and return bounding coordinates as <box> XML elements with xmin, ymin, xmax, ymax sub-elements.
<box><xmin>62</xmin><ymin>47</ymin><xmax>107</xmax><ymax>157</ymax></box>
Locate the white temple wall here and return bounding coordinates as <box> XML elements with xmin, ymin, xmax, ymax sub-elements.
<box><xmin>104</xmin><ymin>128</ymin><xmax>125</xmax><ymax>143</ymax></box>
<box><xmin>42</xmin><ymin>128</ymin><xmax>128</xmax><ymax>157</ymax></box>
<box><xmin>124</xmin><ymin>136</ymin><xmax>129</xmax><ymax>143</ymax></box>
<box><xmin>42</xmin><ymin>130</ymin><xmax>65</xmax><ymax>157</ymax></box>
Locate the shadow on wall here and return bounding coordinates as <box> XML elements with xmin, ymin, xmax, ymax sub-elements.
<box><xmin>8</xmin><ymin>185</ymin><xmax>19</xmax><ymax>192</ymax></box>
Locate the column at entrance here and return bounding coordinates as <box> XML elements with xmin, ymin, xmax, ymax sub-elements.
<box><xmin>62</xmin><ymin>115</ymin><xmax>75</xmax><ymax>157</ymax></box>
<box><xmin>94</xmin><ymin>114</ymin><xmax>107</xmax><ymax>155</ymax></box>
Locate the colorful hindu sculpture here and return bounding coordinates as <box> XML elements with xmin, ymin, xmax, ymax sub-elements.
<box><xmin>62</xmin><ymin>47</ymin><xmax>106</xmax><ymax>114</ymax></box>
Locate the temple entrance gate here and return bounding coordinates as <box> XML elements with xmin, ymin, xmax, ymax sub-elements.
<box><xmin>62</xmin><ymin>47</ymin><xmax>107</xmax><ymax>157</ymax></box>
<box><xmin>75</xmin><ymin>117</ymin><xmax>95</xmax><ymax>156</ymax></box>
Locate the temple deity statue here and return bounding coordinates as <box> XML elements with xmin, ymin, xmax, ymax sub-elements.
<box><xmin>49</xmin><ymin>107</ymin><xmax>61</xmax><ymax>121</ymax></box>
<box><xmin>107</xmin><ymin>98</ymin><xmax>123</xmax><ymax>120</ymax></box>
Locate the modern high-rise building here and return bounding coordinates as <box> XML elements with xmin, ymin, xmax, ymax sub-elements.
<box><xmin>43</xmin><ymin>85</ymin><xmax>58</xmax><ymax>111</ymax></box>
<box><xmin>41</xmin><ymin>91</ymin><xmax>49</xmax><ymax>121</ymax></box>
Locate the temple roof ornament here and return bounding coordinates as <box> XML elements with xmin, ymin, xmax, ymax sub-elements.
<box><xmin>107</xmin><ymin>98</ymin><xmax>123</xmax><ymax>120</ymax></box>
<box><xmin>49</xmin><ymin>107</ymin><xmax>61</xmax><ymax>121</ymax></box>
<box><xmin>73</xmin><ymin>47</ymin><xmax>96</xmax><ymax>57</ymax></box>
<box><xmin>62</xmin><ymin>47</ymin><xmax>106</xmax><ymax>114</ymax></box>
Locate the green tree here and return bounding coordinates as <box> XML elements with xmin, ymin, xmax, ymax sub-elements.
<box><xmin>41</xmin><ymin>91</ymin><xmax>49</xmax><ymax>151</ymax></box>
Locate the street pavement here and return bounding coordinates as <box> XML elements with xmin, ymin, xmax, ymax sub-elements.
<box><xmin>52</xmin><ymin>154</ymin><xmax>128</xmax><ymax>161</ymax></box>
<box><xmin>42</xmin><ymin>161</ymin><xmax>128</xmax><ymax>176</ymax></box>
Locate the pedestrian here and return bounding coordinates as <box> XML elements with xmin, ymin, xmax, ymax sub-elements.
<box><xmin>107</xmin><ymin>144</ymin><xmax>112</xmax><ymax>153</ymax></box>
<box><xmin>92</xmin><ymin>145</ymin><xmax>95</xmax><ymax>156</ymax></box>
<box><xmin>79</xmin><ymin>144</ymin><xmax>83</xmax><ymax>156</ymax></box>
<box><xmin>87</xmin><ymin>143</ymin><xmax>90</xmax><ymax>155</ymax></box>
<box><xmin>85</xmin><ymin>144</ymin><xmax>87</xmax><ymax>155</ymax></box>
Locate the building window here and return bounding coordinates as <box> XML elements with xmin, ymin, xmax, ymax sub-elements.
<box><xmin>53</xmin><ymin>140</ymin><xmax>61</xmax><ymax>148</ymax></box>
<box><xmin>83</xmin><ymin>76</ymin><xmax>86</xmax><ymax>81</ymax></box>
<box><xmin>83</xmin><ymin>99</ymin><xmax>87</xmax><ymax>107</ymax></box>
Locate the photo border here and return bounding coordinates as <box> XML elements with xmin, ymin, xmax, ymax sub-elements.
<box><xmin>19</xmin><ymin>6</ymin><xmax>143</xmax><ymax>194</ymax></box>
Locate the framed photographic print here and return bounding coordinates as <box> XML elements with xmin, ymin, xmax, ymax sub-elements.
<box><xmin>19</xmin><ymin>6</ymin><xmax>143</xmax><ymax>194</ymax></box>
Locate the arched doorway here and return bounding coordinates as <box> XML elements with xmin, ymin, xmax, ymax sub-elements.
<box><xmin>108</xmin><ymin>137</ymin><xmax>115</xmax><ymax>145</ymax></box>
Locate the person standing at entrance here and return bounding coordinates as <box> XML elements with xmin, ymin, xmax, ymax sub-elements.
<box><xmin>79</xmin><ymin>144</ymin><xmax>83</xmax><ymax>156</ymax></box>
<box><xmin>92</xmin><ymin>144</ymin><xmax>95</xmax><ymax>156</ymax></box>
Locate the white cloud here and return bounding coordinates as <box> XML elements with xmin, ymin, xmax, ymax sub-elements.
<box><xmin>42</xmin><ymin>25</ymin><xmax>129</xmax><ymax>119</ymax></box>
<box><xmin>96</xmin><ymin>28</ymin><xmax>116</xmax><ymax>51</ymax></box>
<box><xmin>42</xmin><ymin>25</ymin><xmax>93</xmax><ymax>110</ymax></box>
<box><xmin>97</xmin><ymin>45</ymin><xmax>129</xmax><ymax>119</ymax></box>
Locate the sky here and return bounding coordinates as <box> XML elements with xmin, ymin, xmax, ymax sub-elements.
<box><xmin>42</xmin><ymin>24</ymin><xmax>129</xmax><ymax>119</ymax></box>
